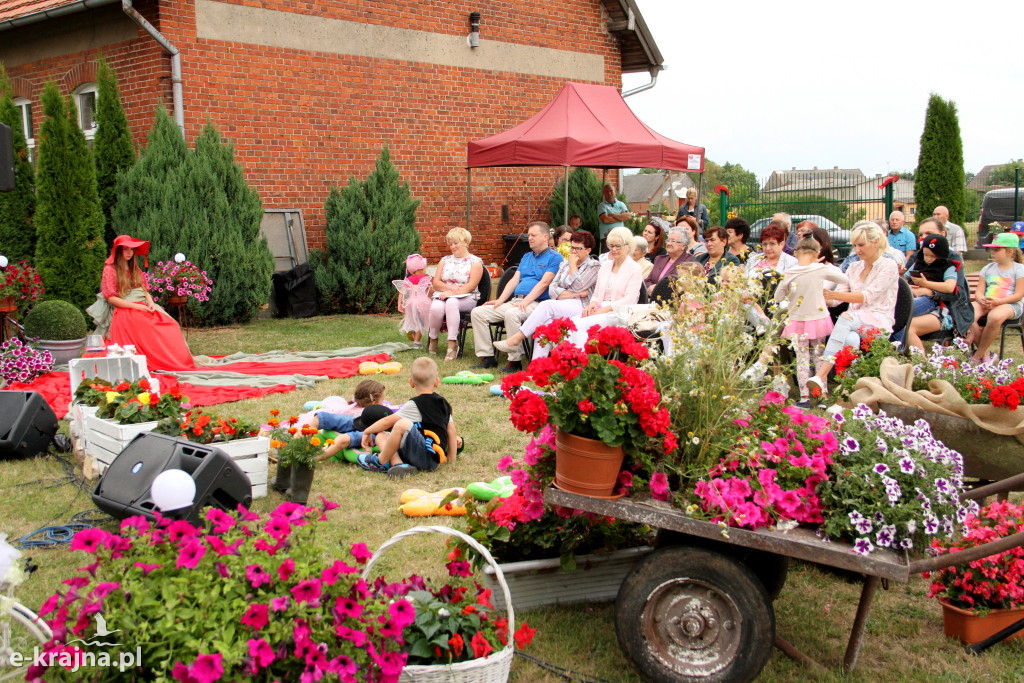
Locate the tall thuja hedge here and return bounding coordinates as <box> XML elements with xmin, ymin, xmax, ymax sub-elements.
<box><xmin>0</xmin><ymin>65</ymin><xmax>37</xmax><ymax>262</ymax></box>
<box><xmin>548</xmin><ymin>167</ymin><xmax>602</xmax><ymax>238</ymax></box>
<box><xmin>312</xmin><ymin>145</ymin><xmax>420</xmax><ymax>313</ymax></box>
<box><xmin>113</xmin><ymin>111</ymin><xmax>271</xmax><ymax>325</ymax></box>
<box><xmin>171</xmin><ymin>123</ymin><xmax>271</xmax><ymax>325</ymax></box>
<box><xmin>111</xmin><ymin>107</ymin><xmax>187</xmax><ymax>246</ymax></box>
<box><xmin>34</xmin><ymin>82</ymin><xmax>105</xmax><ymax>308</ymax></box>
<box><xmin>94</xmin><ymin>58</ymin><xmax>134</xmax><ymax>249</ymax></box>
<box><xmin>915</xmin><ymin>93</ymin><xmax>966</xmax><ymax>224</ymax></box>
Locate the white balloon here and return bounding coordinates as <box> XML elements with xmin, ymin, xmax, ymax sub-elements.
<box><xmin>150</xmin><ymin>469</ymin><xmax>196</xmax><ymax>511</ymax></box>
<box><xmin>174</xmin><ymin>253</ymin><xmax>186</xmax><ymax>263</ymax></box>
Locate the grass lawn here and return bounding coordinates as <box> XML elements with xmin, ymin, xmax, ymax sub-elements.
<box><xmin>2</xmin><ymin>300</ymin><xmax>1024</xmax><ymax>682</ymax></box>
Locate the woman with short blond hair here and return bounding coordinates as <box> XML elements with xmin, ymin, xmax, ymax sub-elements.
<box><xmin>427</xmin><ymin>227</ymin><xmax>483</xmax><ymax>361</ymax></box>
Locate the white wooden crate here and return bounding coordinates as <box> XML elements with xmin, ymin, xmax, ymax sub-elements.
<box><xmin>84</xmin><ymin>414</ymin><xmax>158</xmax><ymax>474</ymax></box>
<box><xmin>210</xmin><ymin>437</ymin><xmax>270</xmax><ymax>499</ymax></box>
<box><xmin>68</xmin><ymin>356</ymin><xmax>153</xmax><ymax>399</ymax></box>
<box><xmin>69</xmin><ymin>404</ymin><xmax>99</xmax><ymax>454</ymax></box>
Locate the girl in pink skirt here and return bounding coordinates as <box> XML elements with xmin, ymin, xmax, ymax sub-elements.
<box><xmin>773</xmin><ymin>238</ymin><xmax>849</xmax><ymax>406</ymax></box>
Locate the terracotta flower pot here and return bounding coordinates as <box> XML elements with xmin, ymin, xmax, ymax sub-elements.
<box><xmin>554</xmin><ymin>429</ymin><xmax>625</xmax><ymax>498</ymax></box>
<box><xmin>940</xmin><ymin>600</ymin><xmax>1024</xmax><ymax>644</ymax></box>
<box><xmin>0</xmin><ymin>296</ymin><xmax>16</xmax><ymax>313</ymax></box>
<box><xmin>167</xmin><ymin>295</ymin><xmax>188</xmax><ymax>305</ymax></box>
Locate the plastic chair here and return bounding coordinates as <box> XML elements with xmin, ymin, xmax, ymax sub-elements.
<box><xmin>488</xmin><ymin>266</ymin><xmax>519</xmax><ymax>343</ymax></box>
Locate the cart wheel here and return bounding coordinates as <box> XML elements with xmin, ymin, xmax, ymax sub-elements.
<box><xmin>615</xmin><ymin>546</ymin><xmax>775</xmax><ymax>683</ymax></box>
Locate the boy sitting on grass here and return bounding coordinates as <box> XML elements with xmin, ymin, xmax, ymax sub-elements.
<box><xmin>357</xmin><ymin>357</ymin><xmax>461</xmax><ymax>479</ymax></box>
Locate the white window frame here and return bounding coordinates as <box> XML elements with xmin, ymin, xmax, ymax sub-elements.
<box><xmin>12</xmin><ymin>97</ymin><xmax>34</xmax><ymax>157</ymax></box>
<box><xmin>72</xmin><ymin>83</ymin><xmax>98</xmax><ymax>139</ymax></box>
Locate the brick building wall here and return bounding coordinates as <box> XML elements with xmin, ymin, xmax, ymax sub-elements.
<box><xmin>2</xmin><ymin>0</ymin><xmax>625</xmax><ymax>266</ymax></box>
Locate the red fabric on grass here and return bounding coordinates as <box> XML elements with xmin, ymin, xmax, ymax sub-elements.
<box><xmin>3</xmin><ymin>353</ymin><xmax>392</xmax><ymax>419</ymax></box>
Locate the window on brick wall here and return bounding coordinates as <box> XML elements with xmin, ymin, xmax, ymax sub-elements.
<box><xmin>73</xmin><ymin>83</ymin><xmax>98</xmax><ymax>140</ymax></box>
<box><xmin>13</xmin><ymin>97</ymin><xmax>34</xmax><ymax>160</ymax></box>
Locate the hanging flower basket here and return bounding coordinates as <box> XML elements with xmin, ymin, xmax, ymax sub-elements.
<box><xmin>362</xmin><ymin>526</ymin><xmax>516</xmax><ymax>683</ymax></box>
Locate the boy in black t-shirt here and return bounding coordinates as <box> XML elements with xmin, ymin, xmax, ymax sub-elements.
<box><xmin>357</xmin><ymin>357</ymin><xmax>461</xmax><ymax>479</ymax></box>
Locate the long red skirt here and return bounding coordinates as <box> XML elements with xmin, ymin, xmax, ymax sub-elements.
<box><xmin>106</xmin><ymin>307</ymin><xmax>196</xmax><ymax>371</ymax></box>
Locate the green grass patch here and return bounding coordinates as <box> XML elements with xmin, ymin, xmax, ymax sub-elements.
<box><xmin>3</xmin><ymin>312</ymin><xmax>1024</xmax><ymax>680</ymax></box>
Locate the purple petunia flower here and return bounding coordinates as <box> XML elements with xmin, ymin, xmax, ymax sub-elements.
<box><xmin>853</xmin><ymin>538</ymin><xmax>875</xmax><ymax>555</ymax></box>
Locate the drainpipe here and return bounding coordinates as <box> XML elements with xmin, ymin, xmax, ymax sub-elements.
<box><xmin>121</xmin><ymin>0</ymin><xmax>184</xmax><ymax>136</ymax></box>
<box><xmin>621</xmin><ymin>69</ymin><xmax>659</xmax><ymax>98</ymax></box>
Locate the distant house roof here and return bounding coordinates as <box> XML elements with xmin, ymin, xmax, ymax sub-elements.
<box><xmin>763</xmin><ymin>167</ymin><xmax>866</xmax><ymax>193</ymax></box>
<box><xmin>623</xmin><ymin>174</ymin><xmax>667</xmax><ymax>204</ymax></box>
<box><xmin>968</xmin><ymin>164</ymin><xmax>1024</xmax><ymax>192</ymax></box>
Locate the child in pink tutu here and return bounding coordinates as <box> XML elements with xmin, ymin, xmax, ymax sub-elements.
<box><xmin>394</xmin><ymin>254</ymin><xmax>432</xmax><ymax>348</ymax></box>
<box><xmin>774</xmin><ymin>238</ymin><xmax>848</xmax><ymax>405</ymax></box>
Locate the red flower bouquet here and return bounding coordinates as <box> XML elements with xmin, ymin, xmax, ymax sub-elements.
<box><xmin>502</xmin><ymin>319</ymin><xmax>675</xmax><ymax>453</ymax></box>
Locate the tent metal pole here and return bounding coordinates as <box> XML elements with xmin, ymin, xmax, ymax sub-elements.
<box><xmin>466</xmin><ymin>168</ymin><xmax>472</xmax><ymax>230</ymax></box>
<box><xmin>563</xmin><ymin>166</ymin><xmax>569</xmax><ymax>226</ymax></box>
<box><xmin>697</xmin><ymin>173</ymin><xmax>705</xmax><ymax>228</ymax></box>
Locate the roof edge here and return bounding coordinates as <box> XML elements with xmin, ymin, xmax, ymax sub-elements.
<box><xmin>602</xmin><ymin>0</ymin><xmax>664</xmax><ymax>75</ymax></box>
<box><xmin>0</xmin><ymin>0</ymin><xmax>122</xmax><ymax>33</ymax></box>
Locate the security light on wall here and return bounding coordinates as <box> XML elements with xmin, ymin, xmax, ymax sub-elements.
<box><xmin>468</xmin><ymin>12</ymin><xmax>480</xmax><ymax>48</ymax></box>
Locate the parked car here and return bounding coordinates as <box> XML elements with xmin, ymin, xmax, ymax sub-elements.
<box><xmin>979</xmin><ymin>188</ymin><xmax>1024</xmax><ymax>233</ymax></box>
<box><xmin>748</xmin><ymin>215</ymin><xmax>851</xmax><ymax>246</ymax></box>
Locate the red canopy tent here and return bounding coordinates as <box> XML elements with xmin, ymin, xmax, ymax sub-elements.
<box><xmin>465</xmin><ymin>81</ymin><xmax>706</xmax><ymax>227</ymax></box>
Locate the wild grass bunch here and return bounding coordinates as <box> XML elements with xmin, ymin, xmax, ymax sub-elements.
<box><xmin>645</xmin><ymin>267</ymin><xmax>787</xmax><ymax>481</ymax></box>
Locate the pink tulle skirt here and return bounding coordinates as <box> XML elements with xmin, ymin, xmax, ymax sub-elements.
<box><xmin>782</xmin><ymin>317</ymin><xmax>833</xmax><ymax>340</ymax></box>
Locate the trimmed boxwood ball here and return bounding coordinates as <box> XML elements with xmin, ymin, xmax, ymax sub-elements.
<box><xmin>23</xmin><ymin>300</ymin><xmax>88</xmax><ymax>340</ymax></box>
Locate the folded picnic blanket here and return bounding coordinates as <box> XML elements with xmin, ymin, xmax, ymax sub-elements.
<box><xmin>845</xmin><ymin>357</ymin><xmax>1024</xmax><ymax>436</ymax></box>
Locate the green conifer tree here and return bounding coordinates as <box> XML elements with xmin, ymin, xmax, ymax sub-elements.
<box><xmin>548</xmin><ymin>167</ymin><xmax>603</xmax><ymax>241</ymax></box>
<box><xmin>311</xmin><ymin>145</ymin><xmax>421</xmax><ymax>313</ymax></box>
<box><xmin>914</xmin><ymin>93</ymin><xmax>966</xmax><ymax>224</ymax></box>
<box><xmin>110</xmin><ymin>107</ymin><xmax>187</xmax><ymax>246</ymax></box>
<box><xmin>93</xmin><ymin>57</ymin><xmax>134</xmax><ymax>248</ymax></box>
<box><xmin>34</xmin><ymin>82</ymin><xmax>105</xmax><ymax>308</ymax></box>
<box><xmin>112</xmin><ymin>112</ymin><xmax>271</xmax><ymax>325</ymax></box>
<box><xmin>0</xmin><ymin>65</ymin><xmax>37</xmax><ymax>262</ymax></box>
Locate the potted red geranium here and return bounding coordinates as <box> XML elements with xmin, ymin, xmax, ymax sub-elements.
<box><xmin>501</xmin><ymin>319</ymin><xmax>676</xmax><ymax>498</ymax></box>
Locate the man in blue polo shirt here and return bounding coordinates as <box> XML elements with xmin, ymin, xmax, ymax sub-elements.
<box><xmin>472</xmin><ymin>221</ymin><xmax>563</xmax><ymax>372</ymax></box>
<box><xmin>886</xmin><ymin>210</ymin><xmax>916</xmax><ymax>258</ymax></box>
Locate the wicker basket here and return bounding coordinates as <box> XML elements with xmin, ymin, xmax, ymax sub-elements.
<box><xmin>361</xmin><ymin>525</ymin><xmax>515</xmax><ymax>683</ymax></box>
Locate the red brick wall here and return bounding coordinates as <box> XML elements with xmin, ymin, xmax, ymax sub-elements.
<box><xmin>5</xmin><ymin>0</ymin><xmax>625</xmax><ymax>265</ymax></box>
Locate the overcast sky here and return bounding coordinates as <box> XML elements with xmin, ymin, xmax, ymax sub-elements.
<box><xmin>621</xmin><ymin>0</ymin><xmax>1024</xmax><ymax>181</ymax></box>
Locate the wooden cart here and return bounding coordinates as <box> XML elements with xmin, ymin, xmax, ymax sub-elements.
<box><xmin>544</xmin><ymin>472</ymin><xmax>1024</xmax><ymax>683</ymax></box>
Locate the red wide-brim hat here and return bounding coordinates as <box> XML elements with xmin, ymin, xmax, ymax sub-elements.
<box><xmin>106</xmin><ymin>235</ymin><xmax>151</xmax><ymax>266</ymax></box>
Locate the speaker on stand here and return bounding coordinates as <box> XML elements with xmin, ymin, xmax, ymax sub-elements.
<box><xmin>0</xmin><ymin>391</ymin><xmax>59</xmax><ymax>460</ymax></box>
<box><xmin>92</xmin><ymin>432</ymin><xmax>253</xmax><ymax>524</ymax></box>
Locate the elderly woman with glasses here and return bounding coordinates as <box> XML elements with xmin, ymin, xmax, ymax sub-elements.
<box><xmin>645</xmin><ymin>226</ymin><xmax>695</xmax><ymax>295</ymax></box>
<box><xmin>557</xmin><ymin>227</ymin><xmax>644</xmax><ymax>352</ymax></box>
<box><xmin>493</xmin><ymin>230</ymin><xmax>600</xmax><ymax>359</ymax></box>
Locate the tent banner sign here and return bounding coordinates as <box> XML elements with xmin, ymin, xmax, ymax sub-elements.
<box><xmin>688</xmin><ymin>154</ymin><xmax>702</xmax><ymax>171</ymax></box>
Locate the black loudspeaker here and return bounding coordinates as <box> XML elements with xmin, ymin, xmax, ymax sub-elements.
<box><xmin>92</xmin><ymin>432</ymin><xmax>252</xmax><ymax>524</ymax></box>
<box><xmin>0</xmin><ymin>123</ymin><xmax>13</xmax><ymax>193</ymax></box>
<box><xmin>0</xmin><ymin>391</ymin><xmax>58</xmax><ymax>460</ymax></box>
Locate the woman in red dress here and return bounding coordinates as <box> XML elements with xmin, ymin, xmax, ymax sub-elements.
<box><xmin>95</xmin><ymin>235</ymin><xmax>195</xmax><ymax>371</ymax></box>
